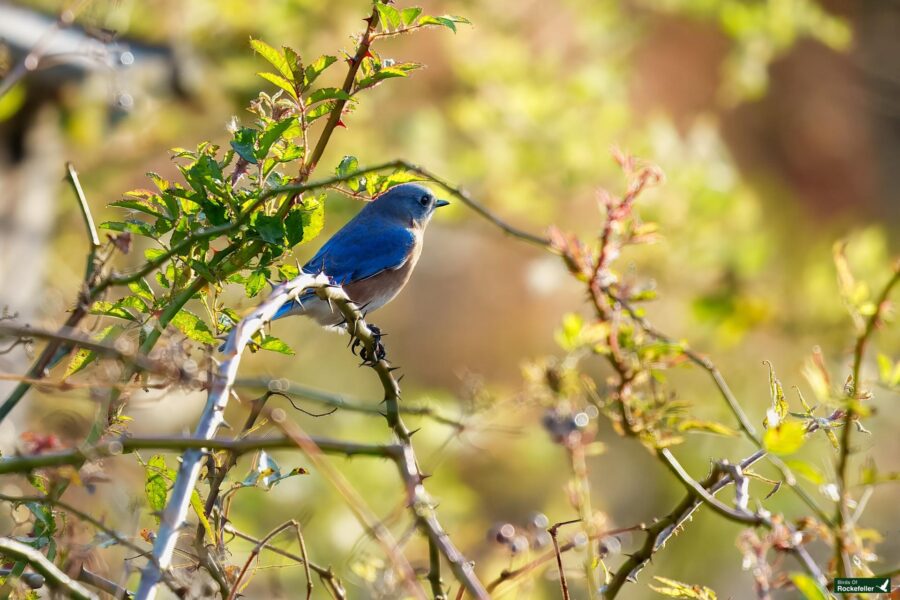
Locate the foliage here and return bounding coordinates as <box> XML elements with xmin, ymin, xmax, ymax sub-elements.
<box><xmin>0</xmin><ymin>0</ymin><xmax>898</xmax><ymax>599</ymax></box>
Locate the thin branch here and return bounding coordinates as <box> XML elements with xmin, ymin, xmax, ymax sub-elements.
<box><xmin>234</xmin><ymin>377</ymin><xmax>466</xmax><ymax>429</ymax></box>
<box><xmin>66</xmin><ymin>162</ymin><xmax>101</xmax><ymax>277</ymax></box>
<box><xmin>225</xmin><ymin>520</ymin><xmax>306</xmax><ymax>600</ymax></box>
<box><xmin>223</xmin><ymin>523</ymin><xmax>346</xmax><ymax>599</ymax></box>
<box><xmin>316</xmin><ymin>285</ymin><xmax>491</xmax><ymax>599</ymax></box>
<box><xmin>548</xmin><ymin>519</ymin><xmax>581</xmax><ymax>600</ymax></box>
<box><xmin>0</xmin><ymin>323</ymin><xmax>175</xmax><ymax>378</ymax></box>
<box><xmin>0</xmin><ymin>434</ymin><xmax>395</xmax><ymax>475</ymax></box>
<box><xmin>606</xmin><ymin>287</ymin><xmax>833</xmax><ymax>526</ymax></box>
<box><xmin>77</xmin><ymin>566</ymin><xmax>133</xmax><ymax>599</ymax></box>
<box><xmin>835</xmin><ymin>264</ymin><xmax>900</xmax><ymax>576</ymax></box>
<box><xmin>0</xmin><ymin>537</ymin><xmax>97</xmax><ymax>600</ymax></box>
<box><xmin>304</xmin><ymin>4</ymin><xmax>380</xmax><ymax>175</ymax></box>
<box><xmin>133</xmin><ymin>273</ymin><xmax>330</xmax><ymax>600</ymax></box>
<box><xmin>427</xmin><ymin>535</ymin><xmax>446</xmax><ymax>600</ymax></box>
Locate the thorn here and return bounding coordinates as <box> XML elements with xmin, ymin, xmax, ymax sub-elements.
<box><xmin>363</xmin><ymin>49</ymin><xmax>374</xmax><ymax>60</ymax></box>
<box><xmin>409</xmin><ymin>428</ymin><xmax>421</xmax><ymax>437</ymax></box>
<box><xmin>336</xmin><ymin>119</ymin><xmax>347</xmax><ymax>129</ymax></box>
<box><xmin>386</xmin><ymin>366</ymin><xmax>401</xmax><ymax>373</ymax></box>
<box><xmin>397</xmin><ymin>374</ymin><xmax>405</xmax><ymax>384</ymax></box>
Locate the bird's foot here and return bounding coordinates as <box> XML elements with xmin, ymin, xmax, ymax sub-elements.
<box><xmin>351</xmin><ymin>323</ymin><xmax>386</xmax><ymax>364</ymax></box>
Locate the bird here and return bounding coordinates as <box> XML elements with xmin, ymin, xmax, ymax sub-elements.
<box><xmin>223</xmin><ymin>183</ymin><xmax>448</xmax><ymax>356</ymax></box>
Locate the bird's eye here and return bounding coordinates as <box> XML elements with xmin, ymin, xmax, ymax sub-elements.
<box><xmin>419</xmin><ymin>194</ymin><xmax>431</xmax><ymax>207</ymax></box>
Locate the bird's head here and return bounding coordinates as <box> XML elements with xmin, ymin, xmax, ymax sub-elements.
<box><xmin>366</xmin><ymin>183</ymin><xmax>449</xmax><ymax>228</ymax></box>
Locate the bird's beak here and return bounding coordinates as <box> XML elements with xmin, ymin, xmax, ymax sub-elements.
<box><xmin>435</xmin><ymin>199</ymin><xmax>450</xmax><ymax>208</ymax></box>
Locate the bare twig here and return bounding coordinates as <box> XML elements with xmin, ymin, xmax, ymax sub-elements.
<box><xmin>548</xmin><ymin>519</ymin><xmax>581</xmax><ymax>600</ymax></box>
<box><xmin>223</xmin><ymin>523</ymin><xmax>346</xmax><ymax>599</ymax></box>
<box><xmin>0</xmin><ymin>538</ymin><xmax>97</xmax><ymax>600</ymax></box>
<box><xmin>235</xmin><ymin>377</ymin><xmax>466</xmax><ymax>430</ymax></box>
<box><xmin>77</xmin><ymin>566</ymin><xmax>133</xmax><ymax>599</ymax></box>
<box><xmin>225</xmin><ymin>520</ymin><xmax>310</xmax><ymax>600</ymax></box>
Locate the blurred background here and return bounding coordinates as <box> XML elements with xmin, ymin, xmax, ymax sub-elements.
<box><xmin>0</xmin><ymin>0</ymin><xmax>898</xmax><ymax>598</ymax></box>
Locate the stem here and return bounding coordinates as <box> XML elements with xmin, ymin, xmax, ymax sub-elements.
<box><xmin>834</xmin><ymin>266</ymin><xmax>900</xmax><ymax>576</ymax></box>
<box><xmin>0</xmin><ymin>538</ymin><xmax>97</xmax><ymax>600</ymax></box>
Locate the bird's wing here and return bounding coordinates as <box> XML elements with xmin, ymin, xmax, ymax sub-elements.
<box><xmin>302</xmin><ymin>222</ymin><xmax>416</xmax><ymax>285</ymax></box>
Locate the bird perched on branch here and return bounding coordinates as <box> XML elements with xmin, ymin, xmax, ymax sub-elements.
<box><xmin>222</xmin><ymin>183</ymin><xmax>448</xmax><ymax>357</ymax></box>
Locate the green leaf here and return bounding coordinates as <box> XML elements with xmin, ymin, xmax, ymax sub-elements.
<box><xmin>258</xmin><ymin>335</ymin><xmax>295</xmax><ymax>355</ymax></box>
<box><xmin>171</xmin><ymin>310</ymin><xmax>217</xmax><ymax>344</ymax></box>
<box><xmin>286</xmin><ymin>198</ymin><xmax>324</xmax><ymax>247</ymax></box>
<box><xmin>253</xmin><ymin>213</ymin><xmax>285</xmax><ymax>246</ymax></box>
<box><xmin>128</xmin><ymin>279</ymin><xmax>156</xmax><ymax>303</ymax></box>
<box><xmin>100</xmin><ymin>219</ymin><xmax>156</xmax><ymax>237</ymax></box>
<box><xmin>90</xmin><ymin>300</ymin><xmax>136</xmax><ymax>321</ymax></box>
<box><xmin>303</xmin><ymin>55</ymin><xmax>338</xmax><ymax>89</ymax></box>
<box><xmin>790</xmin><ymin>573</ymin><xmax>827</xmax><ymax>600</ymax></box>
<box><xmin>257</xmin><ymin>72</ymin><xmax>298</xmax><ymax>100</ymax></box>
<box><xmin>63</xmin><ymin>325</ymin><xmax>120</xmax><ymax>378</ymax></box>
<box><xmin>307</xmin><ymin>87</ymin><xmax>353</xmax><ymax>104</ymax></box>
<box><xmin>145</xmin><ymin>455</ymin><xmax>171</xmax><ymax>523</ymax></box>
<box><xmin>230</xmin><ymin>127</ymin><xmax>258</xmax><ymax>165</ymax></box>
<box><xmin>336</xmin><ymin>155</ymin><xmax>359</xmax><ymax>178</ymax></box>
<box><xmin>191</xmin><ymin>489</ymin><xmax>215</xmax><ymax>543</ymax></box>
<box><xmin>401</xmin><ymin>7</ymin><xmax>422</xmax><ymax>25</ymax></box>
<box><xmin>279</xmin><ymin>264</ymin><xmax>300</xmax><ymax>280</ymax></box>
<box><xmin>250</xmin><ymin>38</ymin><xmax>293</xmax><ymax>81</ymax></box>
<box><xmin>376</xmin><ymin>3</ymin><xmax>402</xmax><ymax>30</ymax></box>
<box><xmin>245</xmin><ymin>270</ymin><xmax>268</xmax><ymax>298</ymax></box>
<box><xmin>256</xmin><ymin>118</ymin><xmax>296</xmax><ymax>161</ymax></box>
<box><xmin>417</xmin><ymin>14</ymin><xmax>470</xmax><ymax>33</ymax></box>
<box><xmin>763</xmin><ymin>421</ymin><xmax>807</xmax><ymax>455</ymax></box>
<box><xmin>305</xmin><ymin>101</ymin><xmax>337</xmax><ymax>122</ymax></box>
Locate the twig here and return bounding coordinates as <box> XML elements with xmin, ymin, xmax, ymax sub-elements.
<box><xmin>225</xmin><ymin>520</ymin><xmax>309</xmax><ymax>600</ymax></box>
<box><xmin>427</xmin><ymin>535</ymin><xmax>446</xmax><ymax>600</ymax></box>
<box><xmin>835</xmin><ymin>265</ymin><xmax>900</xmax><ymax>576</ymax></box>
<box><xmin>0</xmin><ymin>323</ymin><xmax>174</xmax><ymax>378</ymax></box>
<box><xmin>235</xmin><ymin>377</ymin><xmax>466</xmax><ymax>430</ymax></box>
<box><xmin>66</xmin><ymin>162</ymin><xmax>101</xmax><ymax>278</ymax></box>
<box><xmin>223</xmin><ymin>523</ymin><xmax>346</xmax><ymax>599</ymax></box>
<box><xmin>0</xmin><ymin>537</ymin><xmax>97</xmax><ymax>600</ymax></box>
<box><xmin>272</xmin><ymin>412</ymin><xmax>427</xmax><ymax>599</ymax></box>
<box><xmin>304</xmin><ymin>4</ymin><xmax>380</xmax><ymax>175</ymax></box>
<box><xmin>316</xmin><ymin>285</ymin><xmax>491</xmax><ymax>599</ymax></box>
<box><xmin>0</xmin><ymin>434</ymin><xmax>395</xmax><ymax>475</ymax></box>
<box><xmin>134</xmin><ymin>272</ymin><xmax>331</xmax><ymax>600</ymax></box>
<box><xmin>548</xmin><ymin>519</ymin><xmax>581</xmax><ymax>600</ymax></box>
<box><xmin>77</xmin><ymin>566</ymin><xmax>133</xmax><ymax>599</ymax></box>
<box><xmin>486</xmin><ymin>524</ymin><xmax>641</xmax><ymax>594</ymax></box>
<box><xmin>606</xmin><ymin>287</ymin><xmax>833</xmax><ymax>526</ymax></box>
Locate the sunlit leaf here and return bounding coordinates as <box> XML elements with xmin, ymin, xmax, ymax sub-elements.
<box><xmin>790</xmin><ymin>573</ymin><xmax>827</xmax><ymax>600</ymax></box>
<box><xmin>171</xmin><ymin>310</ymin><xmax>217</xmax><ymax>344</ymax></box>
<box><xmin>763</xmin><ymin>421</ymin><xmax>806</xmax><ymax>455</ymax></box>
<box><xmin>257</xmin><ymin>71</ymin><xmax>298</xmax><ymax>100</ymax></box>
<box><xmin>250</xmin><ymin>39</ymin><xmax>293</xmax><ymax>81</ymax></box>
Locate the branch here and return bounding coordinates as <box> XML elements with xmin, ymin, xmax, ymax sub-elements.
<box><xmin>835</xmin><ymin>263</ymin><xmax>900</xmax><ymax>576</ymax></box>
<box><xmin>606</xmin><ymin>287</ymin><xmax>833</xmax><ymax>526</ymax></box>
<box><xmin>304</xmin><ymin>4</ymin><xmax>380</xmax><ymax>174</ymax></box>
<box><xmin>223</xmin><ymin>523</ymin><xmax>346</xmax><ymax>599</ymax></box>
<box><xmin>234</xmin><ymin>377</ymin><xmax>466</xmax><ymax>430</ymax></box>
<box><xmin>134</xmin><ymin>272</ymin><xmax>331</xmax><ymax>600</ymax></box>
<box><xmin>315</xmin><ymin>285</ymin><xmax>491</xmax><ymax>599</ymax></box>
<box><xmin>0</xmin><ymin>538</ymin><xmax>97</xmax><ymax>600</ymax></box>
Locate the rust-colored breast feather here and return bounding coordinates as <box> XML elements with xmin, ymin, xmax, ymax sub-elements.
<box><xmin>343</xmin><ymin>244</ymin><xmax>421</xmax><ymax>311</ymax></box>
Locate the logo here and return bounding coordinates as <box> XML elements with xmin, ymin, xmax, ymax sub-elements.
<box><xmin>833</xmin><ymin>578</ymin><xmax>892</xmax><ymax>594</ymax></box>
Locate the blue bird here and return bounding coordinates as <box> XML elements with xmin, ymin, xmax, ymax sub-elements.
<box><xmin>272</xmin><ymin>182</ymin><xmax>449</xmax><ymax>328</ymax></box>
